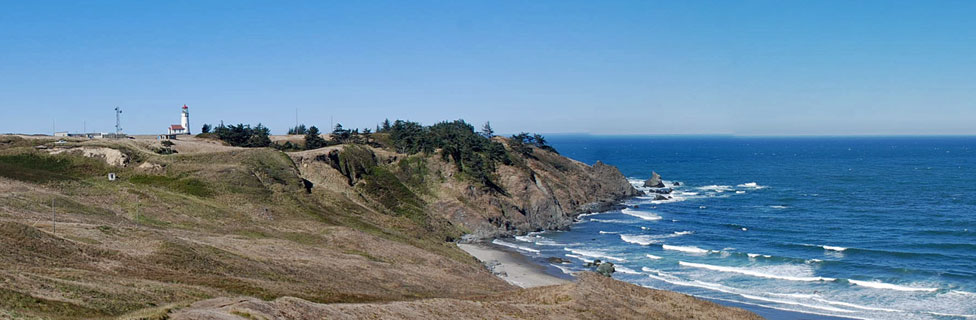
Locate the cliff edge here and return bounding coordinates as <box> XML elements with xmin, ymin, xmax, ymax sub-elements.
<box><xmin>289</xmin><ymin>137</ymin><xmax>639</xmax><ymax>239</ymax></box>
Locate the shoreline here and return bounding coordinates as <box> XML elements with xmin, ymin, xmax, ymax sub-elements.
<box><xmin>458</xmin><ymin>242</ymin><xmax>571</xmax><ymax>288</ymax></box>
<box><xmin>463</xmin><ymin>238</ymin><xmax>858</xmax><ymax>320</ymax></box>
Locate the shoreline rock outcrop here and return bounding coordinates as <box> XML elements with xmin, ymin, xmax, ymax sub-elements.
<box><xmin>643</xmin><ymin>171</ymin><xmax>665</xmax><ymax>188</ymax></box>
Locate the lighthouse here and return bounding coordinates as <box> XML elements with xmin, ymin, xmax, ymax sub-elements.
<box><xmin>167</xmin><ymin>105</ymin><xmax>191</xmax><ymax>135</ymax></box>
<box><xmin>181</xmin><ymin>104</ymin><xmax>190</xmax><ymax>134</ymax></box>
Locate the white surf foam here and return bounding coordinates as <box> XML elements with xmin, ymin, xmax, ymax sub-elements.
<box><xmin>514</xmin><ymin>234</ymin><xmax>560</xmax><ymax>246</ymax></box>
<box><xmin>645</xmin><ymin>254</ymin><xmax>662</xmax><ymax>260</ymax></box>
<box><xmin>662</xmin><ymin>244</ymin><xmax>711</xmax><ymax>254</ymax></box>
<box><xmin>925</xmin><ymin>312</ymin><xmax>976</xmax><ymax>319</ymax></box>
<box><xmin>810</xmin><ymin>298</ymin><xmax>904</xmax><ymax>313</ymax></box>
<box><xmin>737</xmin><ymin>182</ymin><xmax>767</xmax><ymax>189</ymax></box>
<box><xmin>847</xmin><ymin>279</ymin><xmax>938</xmax><ymax>292</ymax></box>
<box><xmin>673</xmin><ymin>231</ymin><xmax>693</xmax><ymax>236</ymax></box>
<box><xmin>576</xmin><ymin>211</ymin><xmax>603</xmax><ymax>218</ymax></box>
<box><xmin>736</xmin><ymin>190</ymin><xmax>746</xmax><ymax>194</ymax></box>
<box><xmin>620</xmin><ymin>234</ymin><xmax>658</xmax><ymax>246</ymax></box>
<box><xmin>641</xmin><ymin>268</ymin><xmax>869</xmax><ymax>317</ymax></box>
<box><xmin>747</xmin><ymin>253</ymin><xmax>761</xmax><ymax>258</ymax></box>
<box><xmin>621</xmin><ymin>208</ymin><xmax>662</xmax><ymax>221</ymax></box>
<box><xmin>550</xmin><ymin>263</ymin><xmax>575</xmax><ymax>275</ymax></box>
<box><xmin>599</xmin><ymin>230</ymin><xmax>619</xmax><ymax>234</ymax></box>
<box><xmin>822</xmin><ymin>245</ymin><xmax>847</xmax><ymax>252</ymax></box>
<box><xmin>738</xmin><ymin>294</ymin><xmax>856</xmax><ymax>313</ymax></box>
<box><xmin>563</xmin><ymin>247</ymin><xmax>627</xmax><ymax>262</ymax></box>
<box><xmin>697</xmin><ymin>185</ymin><xmax>734</xmax><ymax>192</ymax></box>
<box><xmin>769</xmin><ymin>205</ymin><xmax>788</xmax><ymax>209</ymax></box>
<box><xmin>678</xmin><ymin>261</ymin><xmax>835</xmax><ymax>282</ymax></box>
<box><xmin>492</xmin><ymin>239</ymin><xmax>540</xmax><ymax>253</ymax></box>
<box><xmin>615</xmin><ymin>265</ymin><xmax>641</xmax><ymax>274</ymax></box>
<box><xmin>564</xmin><ymin>254</ymin><xmax>592</xmax><ymax>263</ymax></box>
<box><xmin>589</xmin><ymin>218</ymin><xmax>629</xmax><ymax>224</ymax></box>
<box><xmin>767</xmin><ymin>292</ymin><xmax>904</xmax><ymax>313</ymax></box>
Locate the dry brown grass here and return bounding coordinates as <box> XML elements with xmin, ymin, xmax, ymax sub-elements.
<box><xmin>0</xmin><ymin>135</ymin><xmax>756</xmax><ymax>320</ymax></box>
<box><xmin>172</xmin><ymin>272</ymin><xmax>762</xmax><ymax>320</ymax></box>
<box><xmin>0</xmin><ymin>136</ymin><xmax>511</xmax><ymax>319</ymax></box>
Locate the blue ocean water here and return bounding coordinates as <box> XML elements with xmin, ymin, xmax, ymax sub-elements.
<box><xmin>502</xmin><ymin>136</ymin><xmax>976</xmax><ymax>320</ymax></box>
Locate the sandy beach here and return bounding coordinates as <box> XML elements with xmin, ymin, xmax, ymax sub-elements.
<box><xmin>458</xmin><ymin>242</ymin><xmax>571</xmax><ymax>288</ymax></box>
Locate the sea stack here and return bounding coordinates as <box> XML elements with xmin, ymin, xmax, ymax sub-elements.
<box><xmin>644</xmin><ymin>171</ymin><xmax>665</xmax><ymax>188</ymax></box>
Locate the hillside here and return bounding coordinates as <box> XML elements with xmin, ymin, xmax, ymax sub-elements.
<box><xmin>172</xmin><ymin>272</ymin><xmax>763</xmax><ymax>320</ymax></box>
<box><xmin>0</xmin><ymin>134</ymin><xmax>754</xmax><ymax>319</ymax></box>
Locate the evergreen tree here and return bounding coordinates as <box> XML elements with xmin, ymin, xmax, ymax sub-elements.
<box><xmin>288</xmin><ymin>124</ymin><xmax>308</xmax><ymax>135</ymax></box>
<box><xmin>481</xmin><ymin>121</ymin><xmax>494</xmax><ymax>138</ymax></box>
<box><xmin>305</xmin><ymin>126</ymin><xmax>326</xmax><ymax>149</ymax></box>
<box><xmin>201</xmin><ymin>123</ymin><xmax>212</xmax><ymax>134</ymax></box>
<box><xmin>245</xmin><ymin>124</ymin><xmax>272</xmax><ymax>147</ymax></box>
<box><xmin>332</xmin><ymin>123</ymin><xmax>351</xmax><ymax>143</ymax></box>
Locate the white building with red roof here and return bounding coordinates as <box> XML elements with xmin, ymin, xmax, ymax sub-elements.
<box><xmin>167</xmin><ymin>105</ymin><xmax>190</xmax><ymax>135</ymax></box>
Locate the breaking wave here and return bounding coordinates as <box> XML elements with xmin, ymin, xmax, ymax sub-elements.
<box><xmin>737</xmin><ymin>182</ymin><xmax>767</xmax><ymax>189</ymax></box>
<box><xmin>563</xmin><ymin>247</ymin><xmax>627</xmax><ymax>262</ymax></box>
<box><xmin>822</xmin><ymin>245</ymin><xmax>848</xmax><ymax>252</ymax></box>
<box><xmin>662</xmin><ymin>244</ymin><xmax>711</xmax><ymax>254</ymax></box>
<box><xmin>621</xmin><ymin>208</ymin><xmax>663</xmax><ymax>221</ymax></box>
<box><xmin>697</xmin><ymin>185</ymin><xmax>734</xmax><ymax>192</ymax></box>
<box><xmin>678</xmin><ymin>261</ymin><xmax>835</xmax><ymax>282</ymax></box>
<box><xmin>620</xmin><ymin>234</ymin><xmax>659</xmax><ymax>246</ymax></box>
<box><xmin>491</xmin><ymin>239</ymin><xmax>540</xmax><ymax>253</ymax></box>
<box><xmin>847</xmin><ymin>279</ymin><xmax>938</xmax><ymax>292</ymax></box>
<box><xmin>589</xmin><ymin>218</ymin><xmax>630</xmax><ymax>224</ymax></box>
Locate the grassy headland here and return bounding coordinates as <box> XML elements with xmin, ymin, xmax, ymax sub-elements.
<box><xmin>0</xmin><ymin>121</ymin><xmax>754</xmax><ymax>319</ymax></box>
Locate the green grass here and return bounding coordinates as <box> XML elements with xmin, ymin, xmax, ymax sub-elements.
<box><xmin>359</xmin><ymin>166</ymin><xmax>426</xmax><ymax>222</ymax></box>
<box><xmin>0</xmin><ymin>286</ymin><xmax>108</xmax><ymax>319</ymax></box>
<box><xmin>0</xmin><ymin>153</ymin><xmax>104</xmax><ymax>183</ymax></box>
<box><xmin>129</xmin><ymin>174</ymin><xmax>213</xmax><ymax>198</ymax></box>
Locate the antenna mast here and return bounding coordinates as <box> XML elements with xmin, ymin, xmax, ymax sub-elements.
<box><xmin>114</xmin><ymin>106</ymin><xmax>123</xmax><ymax>138</ymax></box>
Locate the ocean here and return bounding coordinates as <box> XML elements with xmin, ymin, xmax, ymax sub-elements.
<box><xmin>499</xmin><ymin>136</ymin><xmax>976</xmax><ymax>320</ymax></box>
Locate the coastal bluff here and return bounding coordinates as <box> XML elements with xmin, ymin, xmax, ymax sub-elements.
<box><xmin>290</xmin><ymin>137</ymin><xmax>640</xmax><ymax>239</ymax></box>
<box><xmin>0</xmin><ymin>134</ymin><xmax>753</xmax><ymax>320</ymax></box>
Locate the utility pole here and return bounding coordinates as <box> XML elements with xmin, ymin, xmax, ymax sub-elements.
<box><xmin>51</xmin><ymin>198</ymin><xmax>55</xmax><ymax>235</ymax></box>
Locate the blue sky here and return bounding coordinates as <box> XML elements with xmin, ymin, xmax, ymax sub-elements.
<box><xmin>1</xmin><ymin>1</ymin><xmax>974</xmax><ymax>135</ymax></box>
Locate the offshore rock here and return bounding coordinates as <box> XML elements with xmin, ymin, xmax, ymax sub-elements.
<box><xmin>643</xmin><ymin>171</ymin><xmax>665</xmax><ymax>188</ymax></box>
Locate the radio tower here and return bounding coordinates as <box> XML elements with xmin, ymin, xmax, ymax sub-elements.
<box><xmin>114</xmin><ymin>106</ymin><xmax>123</xmax><ymax>138</ymax></box>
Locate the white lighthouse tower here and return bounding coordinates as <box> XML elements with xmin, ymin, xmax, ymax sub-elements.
<box><xmin>168</xmin><ymin>105</ymin><xmax>190</xmax><ymax>135</ymax></box>
<box><xmin>180</xmin><ymin>104</ymin><xmax>190</xmax><ymax>135</ymax></box>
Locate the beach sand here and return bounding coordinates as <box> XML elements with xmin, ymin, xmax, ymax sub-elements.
<box><xmin>459</xmin><ymin>242</ymin><xmax>856</xmax><ymax>320</ymax></box>
<box><xmin>458</xmin><ymin>242</ymin><xmax>571</xmax><ymax>288</ymax></box>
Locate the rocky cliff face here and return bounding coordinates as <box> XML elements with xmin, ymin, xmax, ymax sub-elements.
<box><xmin>291</xmin><ymin>140</ymin><xmax>639</xmax><ymax>239</ymax></box>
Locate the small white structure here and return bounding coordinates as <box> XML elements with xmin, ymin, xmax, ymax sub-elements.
<box><xmin>167</xmin><ymin>105</ymin><xmax>191</xmax><ymax>135</ymax></box>
<box><xmin>108</xmin><ymin>173</ymin><xmax>117</xmax><ymax>181</ymax></box>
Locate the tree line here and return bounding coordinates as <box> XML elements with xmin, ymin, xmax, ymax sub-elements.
<box><xmin>196</xmin><ymin>119</ymin><xmax>555</xmax><ymax>190</ymax></box>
